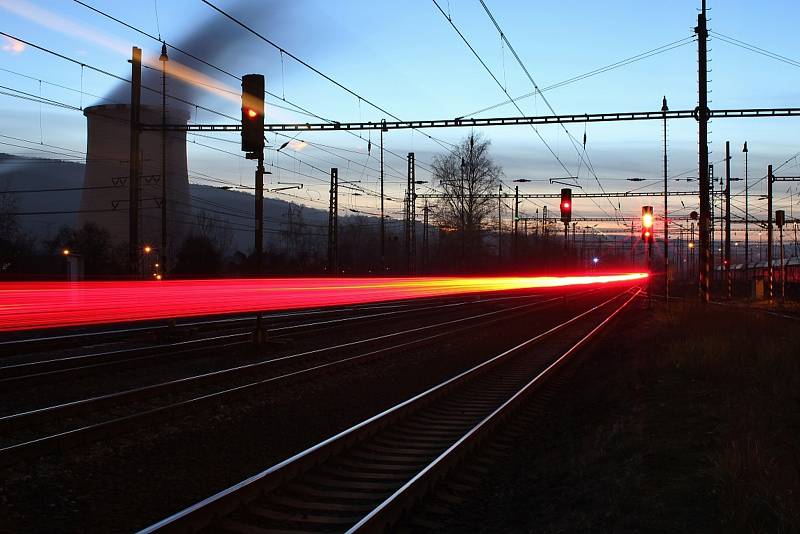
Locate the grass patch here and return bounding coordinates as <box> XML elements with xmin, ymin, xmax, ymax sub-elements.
<box><xmin>654</xmin><ymin>304</ymin><xmax>800</xmax><ymax>533</ymax></box>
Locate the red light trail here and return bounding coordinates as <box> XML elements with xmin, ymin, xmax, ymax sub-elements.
<box><xmin>0</xmin><ymin>273</ymin><xmax>647</xmax><ymax>333</ymax></box>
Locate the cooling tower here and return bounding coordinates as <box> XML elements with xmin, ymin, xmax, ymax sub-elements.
<box><xmin>79</xmin><ymin>104</ymin><xmax>191</xmax><ymax>256</ymax></box>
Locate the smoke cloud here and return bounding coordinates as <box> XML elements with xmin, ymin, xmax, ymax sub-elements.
<box><xmin>104</xmin><ymin>1</ymin><xmax>292</xmax><ymax>110</ymax></box>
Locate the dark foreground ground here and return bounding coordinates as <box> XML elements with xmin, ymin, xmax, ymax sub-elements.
<box><xmin>441</xmin><ymin>301</ymin><xmax>800</xmax><ymax>533</ymax></box>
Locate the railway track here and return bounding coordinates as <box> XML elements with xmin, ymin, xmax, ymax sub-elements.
<box><xmin>0</xmin><ymin>290</ymin><xmax>574</xmax><ymax>466</ymax></box>
<box><xmin>0</xmin><ymin>293</ymin><xmax>500</xmax><ymax>358</ymax></box>
<box><xmin>0</xmin><ymin>291</ymin><xmax>546</xmax><ymax>387</ymax></box>
<box><xmin>138</xmin><ymin>288</ymin><xmax>639</xmax><ymax>533</ymax></box>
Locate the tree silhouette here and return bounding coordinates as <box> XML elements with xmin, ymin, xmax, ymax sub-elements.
<box><xmin>432</xmin><ymin>132</ymin><xmax>502</xmax><ymax>261</ymax></box>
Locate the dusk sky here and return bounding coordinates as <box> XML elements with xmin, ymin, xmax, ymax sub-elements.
<box><xmin>2</xmin><ymin>0</ymin><xmax>799</xmax><ymax>233</ymax></box>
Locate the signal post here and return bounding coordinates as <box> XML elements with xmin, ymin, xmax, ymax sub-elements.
<box><xmin>241</xmin><ymin>74</ymin><xmax>267</xmax><ymax>344</ymax></box>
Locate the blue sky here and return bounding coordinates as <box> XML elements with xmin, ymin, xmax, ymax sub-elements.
<box><xmin>2</xmin><ymin>0</ymin><xmax>799</xmax><ymax>234</ymax></box>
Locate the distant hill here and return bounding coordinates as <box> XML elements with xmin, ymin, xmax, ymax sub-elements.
<box><xmin>0</xmin><ymin>153</ymin><xmax>371</xmax><ymax>254</ymax></box>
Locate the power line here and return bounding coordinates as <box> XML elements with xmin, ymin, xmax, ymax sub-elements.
<box><xmin>71</xmin><ymin>1</ymin><xmax>434</xmax><ymax>177</ymax></box>
<box><xmin>710</xmin><ymin>31</ymin><xmax>800</xmax><ymax>69</ymax></box>
<box><xmin>199</xmin><ymin>0</ymin><xmax>456</xmax><ymax>152</ymax></box>
<box><xmin>430</xmin><ymin>0</ymin><xmax>574</xmax><ymax>181</ymax></box>
<box><xmin>0</xmin><ymin>31</ymin><xmax>235</xmax><ymax>123</ymax></box>
<box><xmin>476</xmin><ymin>0</ymin><xmax>620</xmax><ymax>221</ymax></box>
<box><xmin>459</xmin><ymin>35</ymin><xmax>695</xmax><ymax>118</ymax></box>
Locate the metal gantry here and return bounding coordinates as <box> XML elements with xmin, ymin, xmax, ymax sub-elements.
<box><xmin>140</xmin><ymin>107</ymin><xmax>800</xmax><ymax>133</ymax></box>
<box><xmin>417</xmin><ymin>190</ymin><xmax>701</xmax><ymax>200</ymax></box>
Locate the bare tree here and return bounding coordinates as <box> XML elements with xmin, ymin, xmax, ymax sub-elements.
<box><xmin>195</xmin><ymin>210</ymin><xmax>234</xmax><ymax>257</ymax></box>
<box><xmin>432</xmin><ymin>132</ymin><xmax>502</xmax><ymax>239</ymax></box>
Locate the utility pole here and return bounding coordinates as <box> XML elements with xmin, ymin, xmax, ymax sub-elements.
<box><xmin>691</xmin><ymin>221</ymin><xmax>696</xmax><ymax>279</ymax></box>
<box><xmin>128</xmin><ymin>47</ymin><xmax>142</xmax><ymax>277</ymax></box>
<box><xmin>710</xmin><ymin>164</ymin><xmax>715</xmax><ymax>282</ymax></box>
<box><xmin>159</xmin><ymin>43</ymin><xmax>169</xmax><ymax>277</ymax></box>
<box><xmin>767</xmin><ymin>165</ymin><xmax>774</xmax><ymax>300</ymax></box>
<box><xmin>498</xmin><ymin>184</ymin><xmax>502</xmax><ymax>262</ymax></box>
<box><xmin>725</xmin><ymin>141</ymin><xmax>732</xmax><ymax>298</ymax></box>
<box><xmin>380</xmin><ymin>119</ymin><xmax>386</xmax><ymax>269</ymax></box>
<box><xmin>543</xmin><ymin>206</ymin><xmax>548</xmax><ymax>239</ymax></box>
<box><xmin>407</xmin><ymin>152</ymin><xmax>416</xmax><ymax>273</ymax></box>
<box><xmin>459</xmin><ymin>158</ymin><xmax>466</xmax><ymax>262</ymax></box>
<box><xmin>662</xmin><ymin>95</ymin><xmax>669</xmax><ymax>302</ymax></box>
<box><xmin>781</xmin><ymin>220</ymin><xmax>785</xmax><ymax>301</ymax></box>
<box><xmin>513</xmin><ymin>186</ymin><xmax>519</xmax><ymax>260</ymax></box>
<box><xmin>695</xmin><ymin>0</ymin><xmax>711</xmax><ymax>303</ymax></box>
<box><xmin>422</xmin><ymin>200</ymin><xmax>429</xmax><ymax>273</ymax></box>
<box><xmin>582</xmin><ymin>227</ymin><xmax>586</xmax><ymax>266</ymax></box>
<box><xmin>630</xmin><ymin>223</ymin><xmax>635</xmax><ymax>264</ymax></box>
<box><xmin>743</xmin><ymin>141</ymin><xmax>749</xmax><ymax>282</ymax></box>
<box><xmin>255</xmin><ymin>155</ymin><xmax>265</xmax><ymax>274</ymax></box>
<box><xmin>572</xmin><ymin>221</ymin><xmax>577</xmax><ymax>249</ymax></box>
<box><xmin>328</xmin><ymin>167</ymin><xmax>338</xmax><ymax>274</ymax></box>
<box><xmin>241</xmin><ymin>74</ymin><xmax>266</xmax><ymax>275</ymax></box>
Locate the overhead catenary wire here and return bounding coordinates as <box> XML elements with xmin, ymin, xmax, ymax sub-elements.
<box><xmin>71</xmin><ymin>0</ymin><xmax>440</xmax><ymax>181</ymax></box>
<box><xmin>475</xmin><ymin>0</ymin><xmax>620</xmax><ymax>221</ymax></box>
<box><xmin>198</xmin><ymin>0</ymin><xmax>456</xmax><ymax>152</ymax></box>
<box><xmin>459</xmin><ymin>35</ymin><xmax>695</xmax><ymax>119</ymax></box>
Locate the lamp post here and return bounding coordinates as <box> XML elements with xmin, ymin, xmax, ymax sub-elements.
<box><xmin>662</xmin><ymin>96</ymin><xmax>669</xmax><ymax>303</ymax></box>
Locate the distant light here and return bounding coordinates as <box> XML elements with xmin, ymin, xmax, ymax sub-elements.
<box><xmin>592</xmin><ymin>257</ymin><xmax>599</xmax><ymax>264</ymax></box>
<box><xmin>644</xmin><ymin>230</ymin><xmax>651</xmax><ymax>238</ymax></box>
<box><xmin>144</xmin><ymin>245</ymin><xmax>152</xmax><ymax>254</ymax></box>
<box><xmin>155</xmin><ymin>274</ymin><xmax>162</xmax><ymax>280</ymax></box>
<box><xmin>688</xmin><ymin>242</ymin><xmax>695</xmax><ymax>249</ymax></box>
<box><xmin>154</xmin><ymin>263</ymin><xmax>159</xmax><ymax>268</ymax></box>
<box><xmin>62</xmin><ymin>249</ymin><xmax>70</xmax><ymax>256</ymax></box>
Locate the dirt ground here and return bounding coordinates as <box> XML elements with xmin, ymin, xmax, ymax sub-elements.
<box><xmin>440</xmin><ymin>301</ymin><xmax>800</xmax><ymax>533</ymax></box>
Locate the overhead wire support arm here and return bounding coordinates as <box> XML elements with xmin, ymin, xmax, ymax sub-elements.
<box><xmin>141</xmin><ymin>107</ymin><xmax>800</xmax><ymax>133</ymax></box>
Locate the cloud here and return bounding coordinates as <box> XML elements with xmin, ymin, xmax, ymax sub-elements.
<box><xmin>1</xmin><ymin>36</ymin><xmax>25</xmax><ymax>53</ymax></box>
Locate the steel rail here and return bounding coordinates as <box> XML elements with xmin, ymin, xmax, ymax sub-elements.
<box><xmin>0</xmin><ymin>297</ymin><xmax>461</xmax><ymax>350</ymax></box>
<box><xmin>0</xmin><ymin>292</ymin><xmax>576</xmax><ymax>465</ymax></box>
<box><xmin>137</xmin><ymin>289</ymin><xmax>636</xmax><ymax>533</ymax></box>
<box><xmin>0</xmin><ymin>291</ymin><xmax>546</xmax><ymax>385</ymax></box>
<box><xmin>350</xmin><ymin>288</ymin><xmax>640</xmax><ymax>532</ymax></box>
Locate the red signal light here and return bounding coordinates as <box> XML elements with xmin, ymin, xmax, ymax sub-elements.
<box><xmin>560</xmin><ymin>188</ymin><xmax>572</xmax><ymax>223</ymax></box>
<box><xmin>241</xmin><ymin>74</ymin><xmax>265</xmax><ymax>152</ymax></box>
<box><xmin>641</xmin><ymin>205</ymin><xmax>654</xmax><ymax>243</ymax></box>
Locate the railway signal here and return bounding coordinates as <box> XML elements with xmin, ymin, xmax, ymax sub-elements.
<box><xmin>641</xmin><ymin>205</ymin><xmax>654</xmax><ymax>243</ymax></box>
<box><xmin>560</xmin><ymin>188</ymin><xmax>572</xmax><ymax>250</ymax></box>
<box><xmin>642</xmin><ymin>205</ymin><xmax>654</xmax><ymax>306</ymax></box>
<box><xmin>241</xmin><ymin>74</ymin><xmax>265</xmax><ymax>153</ymax></box>
<box><xmin>560</xmin><ymin>188</ymin><xmax>572</xmax><ymax>223</ymax></box>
